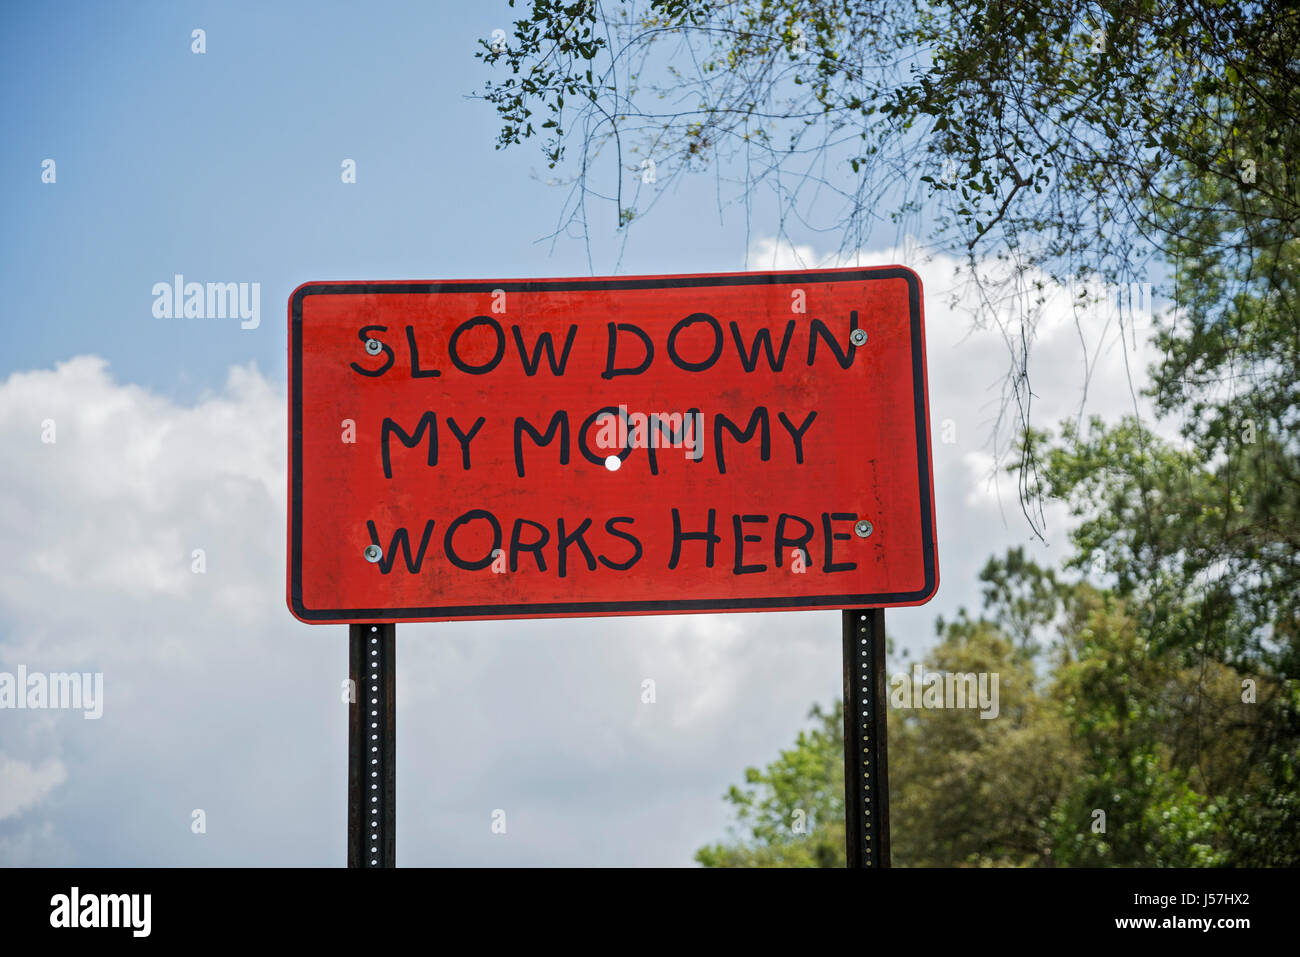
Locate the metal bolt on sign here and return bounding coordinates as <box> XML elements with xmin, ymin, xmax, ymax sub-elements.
<box><xmin>364</xmin><ymin>338</ymin><xmax>383</xmax><ymax>356</ymax></box>
<box><xmin>850</xmin><ymin>328</ymin><xmax>869</xmax><ymax>346</ymax></box>
<box><xmin>855</xmin><ymin>519</ymin><xmax>874</xmax><ymax>538</ymax></box>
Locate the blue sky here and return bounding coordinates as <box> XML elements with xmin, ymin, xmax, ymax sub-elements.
<box><xmin>1</xmin><ymin>0</ymin><xmax>806</xmax><ymax>399</ymax></box>
<box><xmin>0</xmin><ymin>1</ymin><xmax>1166</xmax><ymax>866</ymax></box>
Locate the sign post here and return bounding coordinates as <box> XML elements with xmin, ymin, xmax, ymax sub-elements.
<box><xmin>287</xmin><ymin>266</ymin><xmax>936</xmax><ymax>867</ymax></box>
<box><xmin>843</xmin><ymin>607</ymin><xmax>890</xmax><ymax>867</ymax></box>
<box><xmin>347</xmin><ymin>623</ymin><xmax>395</xmax><ymax>867</ymax></box>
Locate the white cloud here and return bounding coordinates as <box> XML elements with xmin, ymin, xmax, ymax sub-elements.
<box><xmin>0</xmin><ymin>756</ymin><xmax>67</xmax><ymax>820</ymax></box>
<box><xmin>746</xmin><ymin>236</ymin><xmax>828</xmax><ymax>270</ymax></box>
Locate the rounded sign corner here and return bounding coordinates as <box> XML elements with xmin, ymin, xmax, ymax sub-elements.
<box><xmin>286</xmin><ymin>590</ymin><xmax>325</xmax><ymax>625</ymax></box>
<box><xmin>288</xmin><ymin>281</ymin><xmax>328</xmax><ymax>314</ymax></box>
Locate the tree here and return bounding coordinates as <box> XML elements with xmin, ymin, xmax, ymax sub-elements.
<box><xmin>694</xmin><ymin>701</ymin><xmax>846</xmax><ymax>867</ymax></box>
<box><xmin>1048</xmin><ymin>587</ymin><xmax>1229</xmax><ymax>866</ymax></box>
<box><xmin>889</xmin><ymin>607</ymin><xmax>1074</xmax><ymax>867</ymax></box>
<box><xmin>477</xmin><ymin>2</ymin><xmax>1300</xmax><ymax>508</ymax></box>
<box><xmin>1032</xmin><ymin>81</ymin><xmax>1300</xmax><ymax>862</ymax></box>
<box><xmin>478</xmin><ymin>1</ymin><xmax>1298</xmax><ymax>266</ymax></box>
<box><xmin>697</xmin><ymin>550</ymin><xmax>1274</xmax><ymax>866</ymax></box>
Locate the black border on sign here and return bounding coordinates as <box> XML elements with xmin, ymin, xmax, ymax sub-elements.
<box><xmin>288</xmin><ymin>269</ymin><xmax>937</xmax><ymax>621</ymax></box>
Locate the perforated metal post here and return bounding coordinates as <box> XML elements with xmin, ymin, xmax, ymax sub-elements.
<box><xmin>349</xmin><ymin>623</ymin><xmax>395</xmax><ymax>867</ymax></box>
<box><xmin>842</xmin><ymin>608</ymin><xmax>890</xmax><ymax>867</ymax></box>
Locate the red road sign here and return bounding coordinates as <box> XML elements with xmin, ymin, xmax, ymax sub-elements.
<box><xmin>288</xmin><ymin>267</ymin><xmax>937</xmax><ymax>623</ymax></box>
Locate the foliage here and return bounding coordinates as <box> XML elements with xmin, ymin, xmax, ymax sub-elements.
<box><xmin>477</xmin><ymin>1</ymin><xmax>1300</xmax><ymax>527</ymax></box>
<box><xmin>478</xmin><ymin>1</ymin><xmax>1297</xmax><ymax>264</ymax></box>
<box><xmin>694</xmin><ymin>701</ymin><xmax>846</xmax><ymax>867</ymax></box>
<box><xmin>1033</xmin><ymin>95</ymin><xmax>1300</xmax><ymax>863</ymax></box>
<box><xmin>697</xmin><ymin>550</ymin><xmax>1280</xmax><ymax>867</ymax></box>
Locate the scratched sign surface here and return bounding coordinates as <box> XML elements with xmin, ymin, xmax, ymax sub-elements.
<box><xmin>287</xmin><ymin>267</ymin><xmax>938</xmax><ymax>623</ymax></box>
